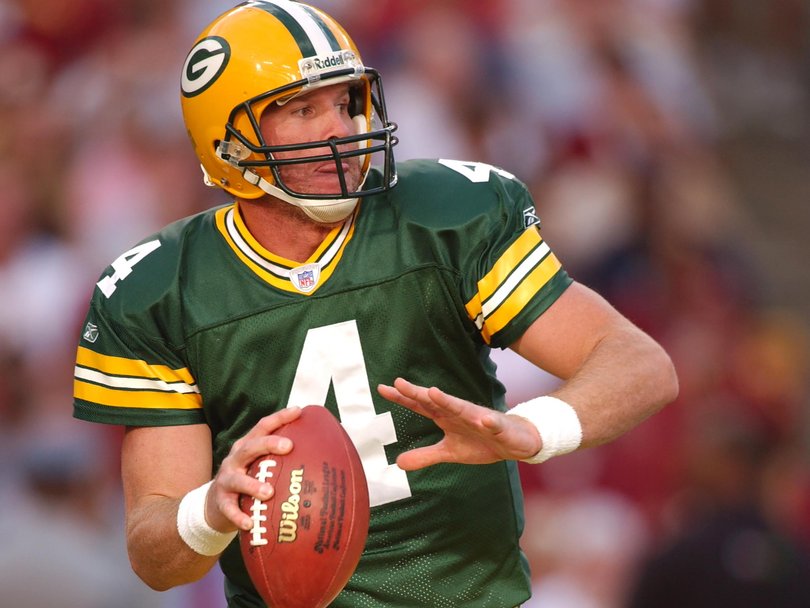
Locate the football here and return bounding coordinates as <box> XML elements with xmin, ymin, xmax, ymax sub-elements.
<box><xmin>239</xmin><ymin>405</ymin><xmax>370</xmax><ymax>608</ymax></box>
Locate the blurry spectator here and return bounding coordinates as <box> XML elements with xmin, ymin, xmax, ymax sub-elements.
<box><xmin>0</xmin><ymin>416</ymin><xmax>163</xmax><ymax>608</ymax></box>
<box><xmin>0</xmin><ymin>163</ymin><xmax>86</xmax><ymax>362</ymax></box>
<box><xmin>47</xmin><ymin>14</ymin><xmax>214</xmax><ymax>266</ymax></box>
<box><xmin>383</xmin><ymin>3</ymin><xmax>496</xmax><ymax>161</ymax></box>
<box><xmin>10</xmin><ymin>0</ymin><xmax>124</xmax><ymax>71</ymax></box>
<box><xmin>626</xmin><ymin>407</ymin><xmax>810</xmax><ymax>608</ymax></box>
<box><xmin>726</xmin><ymin>309</ymin><xmax>810</xmax><ymax>442</ymax></box>
<box><xmin>522</xmin><ymin>479</ymin><xmax>649</xmax><ymax>608</ymax></box>
<box><xmin>696</xmin><ymin>0</ymin><xmax>809</xmax><ymax>140</ymax></box>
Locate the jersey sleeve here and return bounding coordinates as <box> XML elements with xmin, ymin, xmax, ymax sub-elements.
<box><xmin>73</xmin><ymin>236</ymin><xmax>206</xmax><ymax>427</ymax></box>
<box><xmin>450</xmin><ymin>162</ymin><xmax>573</xmax><ymax>348</ymax></box>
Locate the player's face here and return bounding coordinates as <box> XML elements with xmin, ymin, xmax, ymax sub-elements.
<box><xmin>259</xmin><ymin>83</ymin><xmax>362</xmax><ymax>196</ymax></box>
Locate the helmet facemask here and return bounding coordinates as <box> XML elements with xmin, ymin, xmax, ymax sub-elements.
<box><xmin>216</xmin><ymin>66</ymin><xmax>398</xmax><ymax>223</ymax></box>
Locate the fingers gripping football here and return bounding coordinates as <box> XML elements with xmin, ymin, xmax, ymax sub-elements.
<box><xmin>207</xmin><ymin>407</ymin><xmax>302</xmax><ymax>532</ymax></box>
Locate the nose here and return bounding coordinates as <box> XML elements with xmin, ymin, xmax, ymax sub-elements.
<box><xmin>321</xmin><ymin>107</ymin><xmax>354</xmax><ymax>141</ymax></box>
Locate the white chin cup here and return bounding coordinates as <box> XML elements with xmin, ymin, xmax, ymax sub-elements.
<box><xmin>296</xmin><ymin>196</ymin><xmax>359</xmax><ymax>223</ymax></box>
<box><xmin>253</xmin><ymin>176</ymin><xmax>360</xmax><ymax>223</ymax></box>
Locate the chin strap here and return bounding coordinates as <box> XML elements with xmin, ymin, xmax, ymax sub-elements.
<box><xmin>241</xmin><ymin>167</ymin><xmax>364</xmax><ymax>224</ymax></box>
<box><xmin>200</xmin><ymin>161</ymin><xmax>360</xmax><ymax>223</ymax></box>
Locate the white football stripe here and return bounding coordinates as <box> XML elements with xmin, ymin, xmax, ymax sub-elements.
<box><xmin>275</xmin><ymin>0</ymin><xmax>335</xmax><ymax>56</ymax></box>
<box><xmin>75</xmin><ymin>366</ymin><xmax>200</xmax><ymax>394</ymax></box>
<box><xmin>481</xmin><ymin>241</ymin><xmax>551</xmax><ymax>319</ymax></box>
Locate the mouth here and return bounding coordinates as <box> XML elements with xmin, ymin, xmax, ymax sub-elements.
<box><xmin>314</xmin><ymin>162</ymin><xmax>340</xmax><ymax>174</ymax></box>
<box><xmin>275</xmin><ymin>155</ymin><xmax>361</xmax><ymax>196</ymax></box>
<box><xmin>315</xmin><ymin>161</ymin><xmax>354</xmax><ymax>176</ymax></box>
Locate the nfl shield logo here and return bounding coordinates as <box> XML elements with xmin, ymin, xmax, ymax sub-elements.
<box><xmin>289</xmin><ymin>263</ymin><xmax>321</xmax><ymax>293</ymax></box>
<box><xmin>298</xmin><ymin>270</ymin><xmax>315</xmax><ymax>289</ymax></box>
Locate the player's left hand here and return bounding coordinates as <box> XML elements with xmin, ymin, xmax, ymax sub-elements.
<box><xmin>377</xmin><ymin>377</ymin><xmax>542</xmax><ymax>470</ymax></box>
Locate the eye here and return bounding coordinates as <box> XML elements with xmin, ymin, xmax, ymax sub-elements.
<box><xmin>292</xmin><ymin>105</ymin><xmax>315</xmax><ymax>117</ymax></box>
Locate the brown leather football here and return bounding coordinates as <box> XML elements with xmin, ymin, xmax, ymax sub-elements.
<box><xmin>239</xmin><ymin>405</ymin><xmax>370</xmax><ymax>608</ymax></box>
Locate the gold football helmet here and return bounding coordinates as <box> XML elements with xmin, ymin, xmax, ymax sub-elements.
<box><xmin>180</xmin><ymin>0</ymin><xmax>398</xmax><ymax>222</ymax></box>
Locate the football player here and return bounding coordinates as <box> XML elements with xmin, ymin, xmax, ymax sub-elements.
<box><xmin>73</xmin><ymin>1</ymin><xmax>678</xmax><ymax>606</ymax></box>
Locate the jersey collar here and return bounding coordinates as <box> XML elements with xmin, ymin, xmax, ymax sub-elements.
<box><xmin>214</xmin><ymin>203</ymin><xmax>356</xmax><ymax>295</ymax></box>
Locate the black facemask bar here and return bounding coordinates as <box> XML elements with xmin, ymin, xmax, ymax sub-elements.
<box><xmin>220</xmin><ymin>67</ymin><xmax>398</xmax><ymax>200</ymax></box>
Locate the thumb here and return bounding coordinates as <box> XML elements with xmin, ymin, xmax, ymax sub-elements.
<box><xmin>396</xmin><ymin>444</ymin><xmax>447</xmax><ymax>471</ymax></box>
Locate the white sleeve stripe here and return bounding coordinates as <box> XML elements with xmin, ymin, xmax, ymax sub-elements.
<box><xmin>481</xmin><ymin>241</ymin><xmax>550</xmax><ymax>318</ymax></box>
<box><xmin>75</xmin><ymin>366</ymin><xmax>200</xmax><ymax>394</ymax></box>
<box><xmin>225</xmin><ymin>208</ymin><xmax>290</xmax><ymax>277</ymax></box>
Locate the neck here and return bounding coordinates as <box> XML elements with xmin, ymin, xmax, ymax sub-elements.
<box><xmin>237</xmin><ymin>196</ymin><xmax>345</xmax><ymax>263</ymax></box>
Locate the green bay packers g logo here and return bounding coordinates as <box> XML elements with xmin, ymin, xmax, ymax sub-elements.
<box><xmin>181</xmin><ymin>36</ymin><xmax>230</xmax><ymax>97</ymax></box>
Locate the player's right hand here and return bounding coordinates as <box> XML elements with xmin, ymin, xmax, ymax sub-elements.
<box><xmin>205</xmin><ymin>406</ymin><xmax>302</xmax><ymax>532</ymax></box>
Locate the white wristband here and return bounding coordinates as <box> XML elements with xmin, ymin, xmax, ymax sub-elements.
<box><xmin>506</xmin><ymin>396</ymin><xmax>583</xmax><ymax>464</ymax></box>
<box><xmin>177</xmin><ymin>481</ymin><xmax>237</xmax><ymax>556</ymax></box>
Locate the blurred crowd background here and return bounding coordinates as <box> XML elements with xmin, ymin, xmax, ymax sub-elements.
<box><xmin>0</xmin><ymin>0</ymin><xmax>808</xmax><ymax>606</ymax></box>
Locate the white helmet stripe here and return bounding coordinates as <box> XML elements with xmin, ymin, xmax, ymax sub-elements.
<box><xmin>282</xmin><ymin>1</ymin><xmax>340</xmax><ymax>54</ymax></box>
<box><xmin>247</xmin><ymin>1</ymin><xmax>338</xmax><ymax>57</ymax></box>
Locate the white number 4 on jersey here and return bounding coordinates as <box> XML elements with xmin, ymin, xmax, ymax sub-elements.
<box><xmin>96</xmin><ymin>240</ymin><xmax>161</xmax><ymax>298</ymax></box>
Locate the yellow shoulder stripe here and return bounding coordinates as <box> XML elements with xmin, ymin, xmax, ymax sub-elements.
<box><xmin>464</xmin><ymin>227</ymin><xmax>562</xmax><ymax>344</ymax></box>
<box><xmin>74</xmin><ymin>380</ymin><xmax>202</xmax><ymax>410</ymax></box>
<box><xmin>478</xmin><ymin>227</ymin><xmax>543</xmax><ymax>302</ymax></box>
<box><xmin>76</xmin><ymin>346</ymin><xmax>195</xmax><ymax>385</ymax></box>
<box><xmin>479</xmin><ymin>253</ymin><xmax>561</xmax><ymax>343</ymax></box>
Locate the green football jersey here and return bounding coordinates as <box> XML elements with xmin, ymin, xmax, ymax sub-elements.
<box><xmin>73</xmin><ymin>159</ymin><xmax>571</xmax><ymax>607</ymax></box>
